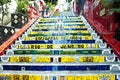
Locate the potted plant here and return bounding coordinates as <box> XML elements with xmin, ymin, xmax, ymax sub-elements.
<box><xmin>11</xmin><ymin>0</ymin><xmax>31</xmax><ymax>28</ymax></box>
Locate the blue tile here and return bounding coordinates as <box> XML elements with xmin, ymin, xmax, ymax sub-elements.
<box><xmin>52</xmin><ymin>66</ymin><xmax>58</xmax><ymax>71</ymax></box>
<box><xmin>53</xmin><ymin>76</ymin><xmax>56</xmax><ymax>80</ymax></box>
<box><xmin>3</xmin><ymin>65</ymin><xmax>21</xmax><ymax>70</ymax></box>
<box><xmin>58</xmin><ymin>66</ymin><xmax>65</xmax><ymax>71</ymax></box>
<box><xmin>54</xmin><ymin>50</ymin><xmax>59</xmax><ymax>55</ymax></box>
<box><xmin>22</xmin><ymin>40</ymin><xmax>53</xmax><ymax>44</ymax></box>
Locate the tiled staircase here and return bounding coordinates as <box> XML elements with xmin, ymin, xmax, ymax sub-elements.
<box><xmin>0</xmin><ymin>12</ymin><xmax>120</xmax><ymax>80</ymax></box>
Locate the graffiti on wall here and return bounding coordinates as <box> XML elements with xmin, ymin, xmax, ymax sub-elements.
<box><xmin>100</xmin><ymin>8</ymin><xmax>105</xmax><ymax>17</ymax></box>
<box><xmin>93</xmin><ymin>0</ymin><xmax>100</xmax><ymax>8</ymax></box>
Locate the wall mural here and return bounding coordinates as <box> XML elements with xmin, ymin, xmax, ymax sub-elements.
<box><xmin>93</xmin><ymin>0</ymin><xmax>100</xmax><ymax>8</ymax></box>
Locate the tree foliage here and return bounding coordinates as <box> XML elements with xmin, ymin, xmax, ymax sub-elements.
<box><xmin>101</xmin><ymin>0</ymin><xmax>120</xmax><ymax>13</ymax></box>
<box><xmin>44</xmin><ymin>0</ymin><xmax>57</xmax><ymax>5</ymax></box>
<box><xmin>112</xmin><ymin>0</ymin><xmax>120</xmax><ymax>13</ymax></box>
<box><xmin>16</xmin><ymin>0</ymin><xmax>31</xmax><ymax>15</ymax></box>
<box><xmin>0</xmin><ymin>0</ymin><xmax>11</xmax><ymax>5</ymax></box>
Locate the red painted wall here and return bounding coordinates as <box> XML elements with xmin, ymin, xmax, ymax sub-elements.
<box><xmin>84</xmin><ymin>0</ymin><xmax>118</xmax><ymax>33</ymax></box>
<box><xmin>83</xmin><ymin>0</ymin><xmax>120</xmax><ymax>58</ymax></box>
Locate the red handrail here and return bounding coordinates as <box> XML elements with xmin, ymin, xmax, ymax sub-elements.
<box><xmin>0</xmin><ymin>18</ymin><xmax>38</xmax><ymax>55</ymax></box>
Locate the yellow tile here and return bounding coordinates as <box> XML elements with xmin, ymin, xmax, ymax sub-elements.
<box><xmin>74</xmin><ymin>76</ymin><xmax>78</xmax><ymax>80</ymax></box>
<box><xmin>10</xmin><ymin>56</ymin><xmax>19</xmax><ymax>62</ymax></box>
<box><xmin>93</xmin><ymin>75</ymin><xmax>99</xmax><ymax>80</ymax></box>
<box><xmin>29</xmin><ymin>56</ymin><xmax>33</xmax><ymax>62</ymax></box>
<box><xmin>89</xmin><ymin>75</ymin><xmax>94</xmax><ymax>80</ymax></box>
<box><xmin>39</xmin><ymin>44</ymin><xmax>46</xmax><ymax>49</ymax></box>
<box><xmin>61</xmin><ymin>57</ymin><xmax>67</xmax><ymax>62</ymax></box>
<box><xmin>18</xmin><ymin>45</ymin><xmax>21</xmax><ymax>49</ymax></box>
<box><xmin>110</xmin><ymin>74</ymin><xmax>116</xmax><ymax>80</ymax></box>
<box><xmin>22</xmin><ymin>75</ymin><xmax>29</xmax><ymax>80</ymax></box>
<box><xmin>29</xmin><ymin>75</ymin><xmax>35</xmax><ymax>80</ymax></box>
<box><xmin>81</xmin><ymin>76</ymin><xmax>86</xmax><ymax>80</ymax></box>
<box><xmin>95</xmin><ymin>44</ymin><xmax>99</xmax><ymax>48</ymax></box>
<box><xmin>46</xmin><ymin>44</ymin><xmax>55</xmax><ymax>49</ymax></box>
<box><xmin>93</xmin><ymin>56</ymin><xmax>99</xmax><ymax>62</ymax></box>
<box><xmin>67</xmin><ymin>76</ymin><xmax>74</xmax><ymax>80</ymax></box>
<box><xmin>25</xmin><ymin>37</ymin><xmax>30</xmax><ymax>41</ymax></box>
<box><xmin>80</xmin><ymin>57</ymin><xmax>83</xmax><ymax>62</ymax></box>
<box><xmin>35</xmin><ymin>75</ymin><xmax>43</xmax><ymax>80</ymax></box>
<box><xmin>99</xmin><ymin>56</ymin><xmax>105</xmax><ymax>62</ymax></box>
<box><xmin>77</xmin><ymin>76</ymin><xmax>81</xmax><ymax>80</ymax></box>
<box><xmin>36</xmin><ymin>57</ymin><xmax>51</xmax><ymax>63</ymax></box>
<box><xmin>69</xmin><ymin>57</ymin><xmax>76</xmax><ymax>63</ymax></box>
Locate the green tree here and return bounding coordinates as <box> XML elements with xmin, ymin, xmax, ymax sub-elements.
<box><xmin>101</xmin><ymin>0</ymin><xmax>120</xmax><ymax>16</ymax></box>
<box><xmin>16</xmin><ymin>0</ymin><xmax>31</xmax><ymax>15</ymax></box>
<box><xmin>45</xmin><ymin>0</ymin><xmax>57</xmax><ymax>5</ymax></box>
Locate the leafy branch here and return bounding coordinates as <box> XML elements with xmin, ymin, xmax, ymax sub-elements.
<box><xmin>15</xmin><ymin>0</ymin><xmax>31</xmax><ymax>15</ymax></box>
